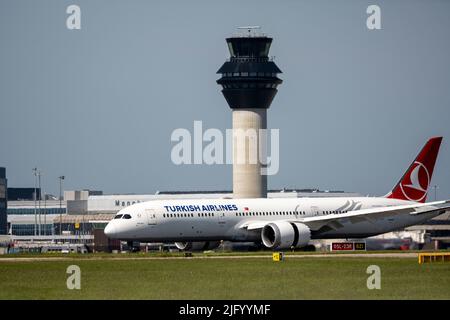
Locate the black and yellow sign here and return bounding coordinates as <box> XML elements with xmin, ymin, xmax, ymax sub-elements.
<box><xmin>272</xmin><ymin>252</ymin><xmax>284</xmax><ymax>262</ymax></box>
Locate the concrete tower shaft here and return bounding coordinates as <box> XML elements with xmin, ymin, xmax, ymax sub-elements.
<box><xmin>232</xmin><ymin>109</ymin><xmax>267</xmax><ymax>198</ymax></box>
<box><xmin>217</xmin><ymin>28</ymin><xmax>282</xmax><ymax>198</ymax></box>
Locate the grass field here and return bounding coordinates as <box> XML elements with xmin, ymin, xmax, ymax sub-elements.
<box><xmin>0</xmin><ymin>254</ymin><xmax>449</xmax><ymax>299</ymax></box>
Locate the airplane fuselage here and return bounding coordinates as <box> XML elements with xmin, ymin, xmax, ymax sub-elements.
<box><xmin>104</xmin><ymin>197</ymin><xmax>440</xmax><ymax>242</ymax></box>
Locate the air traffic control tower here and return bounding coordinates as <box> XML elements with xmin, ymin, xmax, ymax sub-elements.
<box><xmin>217</xmin><ymin>27</ymin><xmax>283</xmax><ymax>198</ymax></box>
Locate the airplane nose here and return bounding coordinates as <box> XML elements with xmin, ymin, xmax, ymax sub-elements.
<box><xmin>104</xmin><ymin>223</ymin><xmax>116</xmax><ymax>238</ymax></box>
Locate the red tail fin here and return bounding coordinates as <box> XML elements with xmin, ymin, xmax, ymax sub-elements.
<box><xmin>387</xmin><ymin>137</ymin><xmax>442</xmax><ymax>203</ymax></box>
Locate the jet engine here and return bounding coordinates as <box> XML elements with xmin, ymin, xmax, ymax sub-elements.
<box><xmin>174</xmin><ymin>241</ymin><xmax>221</xmax><ymax>251</ymax></box>
<box><xmin>261</xmin><ymin>221</ymin><xmax>311</xmax><ymax>250</ymax></box>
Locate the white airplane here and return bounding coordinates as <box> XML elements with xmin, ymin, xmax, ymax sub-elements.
<box><xmin>104</xmin><ymin>137</ymin><xmax>450</xmax><ymax>251</ymax></box>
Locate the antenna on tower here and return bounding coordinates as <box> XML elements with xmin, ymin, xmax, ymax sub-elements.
<box><xmin>238</xmin><ymin>26</ymin><xmax>261</xmax><ymax>31</ymax></box>
<box><xmin>235</xmin><ymin>26</ymin><xmax>265</xmax><ymax>37</ymax></box>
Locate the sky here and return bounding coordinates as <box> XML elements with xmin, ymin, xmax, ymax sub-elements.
<box><xmin>0</xmin><ymin>0</ymin><xmax>449</xmax><ymax>199</ymax></box>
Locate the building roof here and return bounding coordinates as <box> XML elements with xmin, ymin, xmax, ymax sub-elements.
<box><xmin>52</xmin><ymin>214</ymin><xmax>114</xmax><ymax>224</ymax></box>
<box><xmin>8</xmin><ymin>200</ymin><xmax>66</xmax><ymax>208</ymax></box>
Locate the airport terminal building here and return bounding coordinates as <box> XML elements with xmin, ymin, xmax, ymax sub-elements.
<box><xmin>7</xmin><ymin>189</ymin><xmax>360</xmax><ymax>237</ymax></box>
<box><xmin>5</xmin><ymin>188</ymin><xmax>450</xmax><ymax>251</ymax></box>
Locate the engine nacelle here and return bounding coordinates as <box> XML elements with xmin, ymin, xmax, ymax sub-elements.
<box><xmin>261</xmin><ymin>221</ymin><xmax>311</xmax><ymax>250</ymax></box>
<box><xmin>174</xmin><ymin>241</ymin><xmax>221</xmax><ymax>251</ymax></box>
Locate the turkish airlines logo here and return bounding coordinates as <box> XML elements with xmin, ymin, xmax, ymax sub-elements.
<box><xmin>400</xmin><ymin>161</ymin><xmax>430</xmax><ymax>201</ymax></box>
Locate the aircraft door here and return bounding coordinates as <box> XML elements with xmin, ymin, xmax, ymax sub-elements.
<box><xmin>310</xmin><ymin>206</ymin><xmax>320</xmax><ymax>216</ymax></box>
<box><xmin>218</xmin><ymin>211</ymin><xmax>226</xmax><ymax>226</ymax></box>
<box><xmin>146</xmin><ymin>209</ymin><xmax>158</xmax><ymax>225</ymax></box>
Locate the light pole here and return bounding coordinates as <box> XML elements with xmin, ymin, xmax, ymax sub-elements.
<box><xmin>32</xmin><ymin>168</ymin><xmax>37</xmax><ymax>236</ymax></box>
<box><xmin>59</xmin><ymin>176</ymin><xmax>65</xmax><ymax>236</ymax></box>
<box><xmin>38</xmin><ymin>170</ymin><xmax>42</xmax><ymax>236</ymax></box>
<box><xmin>44</xmin><ymin>187</ymin><xmax>47</xmax><ymax>235</ymax></box>
<box><xmin>433</xmin><ymin>185</ymin><xmax>439</xmax><ymax>201</ymax></box>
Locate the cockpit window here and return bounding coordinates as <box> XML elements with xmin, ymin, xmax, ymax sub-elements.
<box><xmin>123</xmin><ymin>214</ymin><xmax>132</xmax><ymax>219</ymax></box>
<box><xmin>114</xmin><ymin>214</ymin><xmax>123</xmax><ymax>219</ymax></box>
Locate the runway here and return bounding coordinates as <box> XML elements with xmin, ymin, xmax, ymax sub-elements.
<box><xmin>0</xmin><ymin>252</ymin><xmax>419</xmax><ymax>262</ymax></box>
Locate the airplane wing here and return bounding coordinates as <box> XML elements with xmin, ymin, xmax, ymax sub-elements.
<box><xmin>240</xmin><ymin>200</ymin><xmax>450</xmax><ymax>232</ymax></box>
<box><xmin>241</xmin><ymin>220</ymin><xmax>268</xmax><ymax>231</ymax></box>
